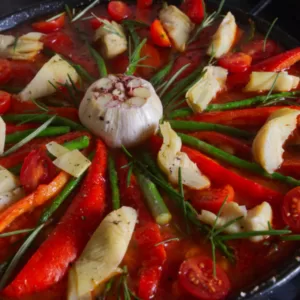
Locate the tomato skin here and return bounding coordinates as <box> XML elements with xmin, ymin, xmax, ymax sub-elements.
<box><xmin>226</xmin><ymin>71</ymin><xmax>251</xmax><ymax>89</ymax></box>
<box><xmin>0</xmin><ymin>59</ymin><xmax>12</xmax><ymax>85</ymax></box>
<box><xmin>0</xmin><ymin>91</ymin><xmax>12</xmax><ymax>114</ymax></box>
<box><xmin>32</xmin><ymin>14</ymin><xmax>65</xmax><ymax>34</ymax></box>
<box><xmin>20</xmin><ymin>149</ymin><xmax>57</xmax><ymax>193</ymax></box>
<box><xmin>241</xmin><ymin>39</ymin><xmax>277</xmax><ymax>62</ymax></box>
<box><xmin>179</xmin><ymin>256</ymin><xmax>231</xmax><ymax>300</ymax></box>
<box><xmin>150</xmin><ymin>20</ymin><xmax>171</xmax><ymax>47</ymax></box>
<box><xmin>42</xmin><ymin>32</ymin><xmax>73</xmax><ymax>55</ymax></box>
<box><xmin>282</xmin><ymin>187</ymin><xmax>300</xmax><ymax>232</ymax></box>
<box><xmin>181</xmin><ymin>0</ymin><xmax>205</xmax><ymax>24</ymax></box>
<box><xmin>218</xmin><ymin>52</ymin><xmax>252</xmax><ymax>73</ymax></box>
<box><xmin>108</xmin><ymin>1</ymin><xmax>131</xmax><ymax>21</ymax></box>
<box><xmin>189</xmin><ymin>185</ymin><xmax>235</xmax><ymax>214</ymax></box>
<box><xmin>90</xmin><ymin>16</ymin><xmax>110</xmax><ymax>30</ymax></box>
<box><xmin>137</xmin><ymin>0</ymin><xmax>152</xmax><ymax>8</ymax></box>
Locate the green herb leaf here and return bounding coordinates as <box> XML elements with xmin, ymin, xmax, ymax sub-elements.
<box><xmin>46</xmin><ymin>12</ymin><xmax>65</xmax><ymax>22</ymax></box>
<box><xmin>88</xmin><ymin>44</ymin><xmax>108</xmax><ymax>77</ymax></box>
<box><xmin>150</xmin><ymin>58</ymin><xmax>175</xmax><ymax>88</ymax></box>
<box><xmin>2</xmin><ymin>115</ymin><xmax>56</xmax><ymax>157</ymax></box>
<box><xmin>154</xmin><ymin>237</ymin><xmax>180</xmax><ymax>247</ymax></box>
<box><xmin>0</xmin><ymin>228</ymin><xmax>34</xmax><ymax>238</ymax></box>
<box><xmin>126</xmin><ymin>38</ymin><xmax>147</xmax><ymax>76</ymax></box>
<box><xmin>72</xmin><ymin>0</ymin><xmax>99</xmax><ymax>23</ymax></box>
<box><xmin>263</xmin><ymin>17</ymin><xmax>278</xmax><ymax>52</ymax></box>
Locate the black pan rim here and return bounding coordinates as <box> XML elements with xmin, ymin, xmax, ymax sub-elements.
<box><xmin>0</xmin><ymin>1</ymin><xmax>299</xmax><ymax>299</ymax></box>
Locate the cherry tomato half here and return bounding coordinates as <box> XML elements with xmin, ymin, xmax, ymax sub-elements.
<box><xmin>218</xmin><ymin>52</ymin><xmax>252</xmax><ymax>73</ymax></box>
<box><xmin>179</xmin><ymin>256</ymin><xmax>231</xmax><ymax>300</ymax></box>
<box><xmin>150</xmin><ymin>20</ymin><xmax>171</xmax><ymax>48</ymax></box>
<box><xmin>20</xmin><ymin>149</ymin><xmax>57</xmax><ymax>193</ymax></box>
<box><xmin>282</xmin><ymin>187</ymin><xmax>300</xmax><ymax>232</ymax></box>
<box><xmin>0</xmin><ymin>91</ymin><xmax>12</xmax><ymax>114</ymax></box>
<box><xmin>181</xmin><ymin>0</ymin><xmax>205</xmax><ymax>24</ymax></box>
<box><xmin>189</xmin><ymin>185</ymin><xmax>234</xmax><ymax>214</ymax></box>
<box><xmin>0</xmin><ymin>59</ymin><xmax>12</xmax><ymax>85</ymax></box>
<box><xmin>42</xmin><ymin>32</ymin><xmax>74</xmax><ymax>56</ymax></box>
<box><xmin>137</xmin><ymin>0</ymin><xmax>153</xmax><ymax>8</ymax></box>
<box><xmin>108</xmin><ymin>1</ymin><xmax>131</xmax><ymax>22</ymax></box>
<box><xmin>32</xmin><ymin>14</ymin><xmax>65</xmax><ymax>34</ymax></box>
<box><xmin>241</xmin><ymin>39</ymin><xmax>277</xmax><ymax>62</ymax></box>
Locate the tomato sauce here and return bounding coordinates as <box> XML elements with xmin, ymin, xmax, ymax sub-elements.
<box><xmin>1</xmin><ymin>1</ymin><xmax>300</xmax><ymax>300</ymax></box>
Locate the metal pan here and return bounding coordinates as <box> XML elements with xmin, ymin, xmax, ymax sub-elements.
<box><xmin>0</xmin><ymin>1</ymin><xmax>299</xmax><ymax>299</ymax></box>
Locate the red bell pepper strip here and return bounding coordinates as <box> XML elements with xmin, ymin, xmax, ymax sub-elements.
<box><xmin>190</xmin><ymin>131</ymin><xmax>252</xmax><ymax>160</ymax></box>
<box><xmin>252</xmin><ymin>47</ymin><xmax>300</xmax><ymax>72</ymax></box>
<box><xmin>4</xmin><ymin>139</ymin><xmax>107</xmax><ymax>297</ymax></box>
<box><xmin>189</xmin><ymin>106</ymin><xmax>300</xmax><ymax>128</ymax></box>
<box><xmin>0</xmin><ymin>171</ymin><xmax>69</xmax><ymax>234</ymax></box>
<box><xmin>280</xmin><ymin>159</ymin><xmax>300</xmax><ymax>180</ymax></box>
<box><xmin>5</xmin><ymin>123</ymin><xmax>38</xmax><ymax>134</ymax></box>
<box><xmin>116</xmin><ymin>154</ymin><xmax>166</xmax><ymax>300</ymax></box>
<box><xmin>0</xmin><ymin>91</ymin><xmax>12</xmax><ymax>114</ymax></box>
<box><xmin>0</xmin><ymin>131</ymin><xmax>90</xmax><ymax>169</ymax></box>
<box><xmin>150</xmin><ymin>136</ymin><xmax>283</xmax><ymax>207</ymax></box>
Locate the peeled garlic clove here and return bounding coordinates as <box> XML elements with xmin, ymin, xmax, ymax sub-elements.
<box><xmin>207</xmin><ymin>12</ymin><xmax>237</xmax><ymax>58</ymax></box>
<box><xmin>252</xmin><ymin>108</ymin><xmax>300</xmax><ymax>173</ymax></box>
<box><xmin>158</xmin><ymin>122</ymin><xmax>210</xmax><ymax>190</ymax></box>
<box><xmin>79</xmin><ymin>74</ymin><xmax>163</xmax><ymax>148</ymax></box>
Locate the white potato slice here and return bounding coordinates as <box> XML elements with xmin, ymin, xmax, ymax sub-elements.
<box><xmin>19</xmin><ymin>54</ymin><xmax>79</xmax><ymax>101</ymax></box>
<box><xmin>159</xmin><ymin>5</ymin><xmax>194</xmax><ymax>52</ymax></box>
<box><xmin>53</xmin><ymin>150</ymin><xmax>91</xmax><ymax>178</ymax></box>
<box><xmin>158</xmin><ymin>122</ymin><xmax>210</xmax><ymax>189</ymax></box>
<box><xmin>245</xmin><ymin>71</ymin><xmax>299</xmax><ymax>92</ymax></box>
<box><xmin>186</xmin><ymin>66</ymin><xmax>228</xmax><ymax>112</ymax></box>
<box><xmin>68</xmin><ymin>206</ymin><xmax>137</xmax><ymax>300</ymax></box>
<box><xmin>252</xmin><ymin>108</ymin><xmax>300</xmax><ymax>173</ymax></box>
<box><xmin>94</xmin><ymin>21</ymin><xmax>127</xmax><ymax>59</ymax></box>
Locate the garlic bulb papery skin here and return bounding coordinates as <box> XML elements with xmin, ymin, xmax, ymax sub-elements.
<box><xmin>79</xmin><ymin>74</ymin><xmax>163</xmax><ymax>148</ymax></box>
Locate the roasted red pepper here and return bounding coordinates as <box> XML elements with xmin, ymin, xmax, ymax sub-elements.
<box><xmin>117</xmin><ymin>154</ymin><xmax>166</xmax><ymax>300</ymax></box>
<box><xmin>150</xmin><ymin>136</ymin><xmax>283</xmax><ymax>207</ymax></box>
<box><xmin>4</xmin><ymin>139</ymin><xmax>107</xmax><ymax>297</ymax></box>
<box><xmin>189</xmin><ymin>106</ymin><xmax>300</xmax><ymax>129</ymax></box>
<box><xmin>252</xmin><ymin>47</ymin><xmax>300</xmax><ymax>72</ymax></box>
<box><xmin>0</xmin><ymin>131</ymin><xmax>90</xmax><ymax>174</ymax></box>
<box><xmin>5</xmin><ymin>123</ymin><xmax>38</xmax><ymax>134</ymax></box>
<box><xmin>190</xmin><ymin>131</ymin><xmax>252</xmax><ymax>160</ymax></box>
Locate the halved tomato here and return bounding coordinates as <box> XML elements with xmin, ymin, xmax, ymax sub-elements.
<box><xmin>108</xmin><ymin>1</ymin><xmax>131</xmax><ymax>21</ymax></box>
<box><xmin>189</xmin><ymin>185</ymin><xmax>234</xmax><ymax>214</ymax></box>
<box><xmin>218</xmin><ymin>52</ymin><xmax>252</xmax><ymax>73</ymax></box>
<box><xmin>150</xmin><ymin>20</ymin><xmax>171</xmax><ymax>48</ymax></box>
<box><xmin>42</xmin><ymin>32</ymin><xmax>74</xmax><ymax>56</ymax></box>
<box><xmin>32</xmin><ymin>14</ymin><xmax>65</xmax><ymax>34</ymax></box>
<box><xmin>179</xmin><ymin>256</ymin><xmax>231</xmax><ymax>300</ymax></box>
<box><xmin>181</xmin><ymin>0</ymin><xmax>205</xmax><ymax>24</ymax></box>
<box><xmin>0</xmin><ymin>91</ymin><xmax>12</xmax><ymax>114</ymax></box>
<box><xmin>20</xmin><ymin>149</ymin><xmax>57</xmax><ymax>193</ymax></box>
<box><xmin>282</xmin><ymin>187</ymin><xmax>300</xmax><ymax>232</ymax></box>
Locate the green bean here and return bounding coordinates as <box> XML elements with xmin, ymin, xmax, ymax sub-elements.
<box><xmin>88</xmin><ymin>45</ymin><xmax>107</xmax><ymax>77</ymax></box>
<box><xmin>168</xmin><ymin>120</ymin><xmax>253</xmax><ymax>138</ymax></box>
<box><xmin>108</xmin><ymin>154</ymin><xmax>120</xmax><ymax>210</ymax></box>
<box><xmin>150</xmin><ymin>59</ymin><xmax>175</xmax><ymax>87</ymax></box>
<box><xmin>178</xmin><ymin>133</ymin><xmax>300</xmax><ymax>187</ymax></box>
<box><xmin>6</xmin><ymin>127</ymin><xmax>70</xmax><ymax>144</ymax></box>
<box><xmin>135</xmin><ymin>169</ymin><xmax>172</xmax><ymax>225</ymax></box>
<box><xmin>3</xmin><ymin>114</ymin><xmax>84</xmax><ymax>130</ymax></box>
<box><xmin>206</xmin><ymin>91</ymin><xmax>300</xmax><ymax>112</ymax></box>
<box><xmin>140</xmin><ymin>152</ymin><xmax>166</xmax><ymax>182</ymax></box>
<box><xmin>169</xmin><ymin>107</ymin><xmax>193</xmax><ymax>119</ymax></box>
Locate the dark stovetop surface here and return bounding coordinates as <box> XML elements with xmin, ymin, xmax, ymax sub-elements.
<box><xmin>0</xmin><ymin>0</ymin><xmax>300</xmax><ymax>299</ymax></box>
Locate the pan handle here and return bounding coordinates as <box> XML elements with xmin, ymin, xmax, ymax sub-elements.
<box><xmin>250</xmin><ymin>0</ymin><xmax>272</xmax><ymax>16</ymax></box>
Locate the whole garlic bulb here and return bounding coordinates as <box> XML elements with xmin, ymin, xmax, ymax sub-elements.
<box><xmin>79</xmin><ymin>74</ymin><xmax>163</xmax><ymax>148</ymax></box>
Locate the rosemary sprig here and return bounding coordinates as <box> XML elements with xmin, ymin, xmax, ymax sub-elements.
<box><xmin>72</xmin><ymin>0</ymin><xmax>99</xmax><ymax>23</ymax></box>
<box><xmin>2</xmin><ymin>116</ymin><xmax>56</xmax><ymax>157</ymax></box>
<box><xmin>247</xmin><ymin>19</ymin><xmax>256</xmax><ymax>42</ymax></box>
<box><xmin>46</xmin><ymin>12</ymin><xmax>65</xmax><ymax>22</ymax></box>
<box><xmin>31</xmin><ymin>98</ymin><xmax>49</xmax><ymax>112</ymax></box>
<box><xmin>262</xmin><ymin>72</ymin><xmax>280</xmax><ymax>103</ymax></box>
<box><xmin>0</xmin><ymin>228</ymin><xmax>34</xmax><ymax>238</ymax></box>
<box><xmin>178</xmin><ymin>167</ymin><xmax>189</xmax><ymax>232</ymax></box>
<box><xmin>154</xmin><ymin>237</ymin><xmax>180</xmax><ymax>247</ymax></box>
<box><xmin>87</xmin><ymin>44</ymin><xmax>107</xmax><ymax>77</ymax></box>
<box><xmin>263</xmin><ymin>17</ymin><xmax>278</xmax><ymax>52</ymax></box>
<box><xmin>150</xmin><ymin>58</ymin><xmax>175</xmax><ymax>88</ymax></box>
<box><xmin>188</xmin><ymin>0</ymin><xmax>225</xmax><ymax>44</ymax></box>
<box><xmin>92</xmin><ymin>13</ymin><xmax>125</xmax><ymax>38</ymax></box>
<box><xmin>126</xmin><ymin>38</ymin><xmax>147</xmax><ymax>76</ymax></box>
<box><xmin>65</xmin><ymin>4</ymin><xmax>73</xmax><ymax>20</ymax></box>
<box><xmin>122</xmin><ymin>20</ymin><xmax>148</xmax><ymax>50</ymax></box>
